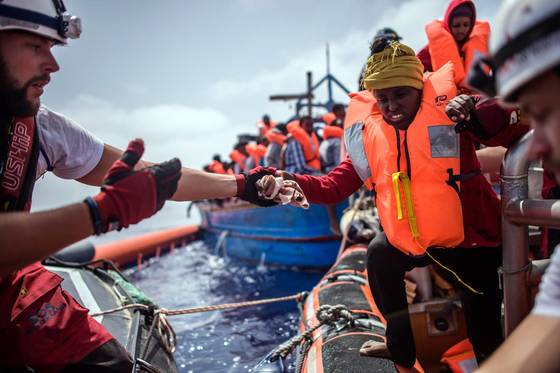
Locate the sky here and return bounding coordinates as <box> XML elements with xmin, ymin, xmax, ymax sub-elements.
<box><xmin>31</xmin><ymin>0</ymin><xmax>502</xmax><ymax>242</ymax></box>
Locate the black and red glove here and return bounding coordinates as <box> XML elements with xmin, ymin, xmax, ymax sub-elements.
<box><xmin>237</xmin><ymin>166</ymin><xmax>278</xmax><ymax>207</ymax></box>
<box><xmin>84</xmin><ymin>139</ymin><xmax>182</xmax><ymax>234</ymax></box>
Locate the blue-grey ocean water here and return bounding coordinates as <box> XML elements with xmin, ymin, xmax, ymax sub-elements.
<box><xmin>125</xmin><ymin>241</ymin><xmax>323</xmax><ymax>373</ymax></box>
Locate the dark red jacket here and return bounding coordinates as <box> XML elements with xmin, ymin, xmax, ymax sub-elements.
<box><xmin>417</xmin><ymin>0</ymin><xmax>477</xmax><ymax>72</ymax></box>
<box><xmin>294</xmin><ymin>99</ymin><xmax>530</xmax><ymax>249</ymax></box>
<box><xmin>0</xmin><ymin>116</ymin><xmax>113</xmax><ymax>371</ymax></box>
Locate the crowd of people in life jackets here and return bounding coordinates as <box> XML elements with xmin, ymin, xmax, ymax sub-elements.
<box><xmin>203</xmin><ymin>107</ymin><xmax>347</xmax><ymax>179</ymax></box>
<box><xmin>2</xmin><ymin>0</ymin><xmax>560</xmax><ymax>372</ymax></box>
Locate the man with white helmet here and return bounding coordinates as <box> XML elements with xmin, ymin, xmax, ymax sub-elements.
<box><xmin>469</xmin><ymin>0</ymin><xmax>560</xmax><ymax>371</ymax></box>
<box><xmin>0</xmin><ymin>0</ymin><xmax>267</xmax><ymax>371</ymax></box>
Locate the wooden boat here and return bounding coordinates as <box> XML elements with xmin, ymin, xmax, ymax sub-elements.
<box><xmin>195</xmin><ymin>199</ymin><xmax>346</xmax><ymax>268</ymax></box>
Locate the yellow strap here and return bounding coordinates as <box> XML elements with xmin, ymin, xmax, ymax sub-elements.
<box><xmin>392</xmin><ymin>172</ymin><xmax>419</xmax><ymax>239</ymax></box>
<box><xmin>426</xmin><ymin>251</ymin><xmax>483</xmax><ymax>295</ymax></box>
<box><xmin>392</xmin><ymin>172</ymin><xmax>404</xmax><ymax>220</ymax></box>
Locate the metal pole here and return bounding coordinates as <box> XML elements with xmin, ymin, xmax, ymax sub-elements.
<box><xmin>501</xmin><ymin>131</ymin><xmax>532</xmax><ymax>336</ymax></box>
<box><xmin>326</xmin><ymin>44</ymin><xmax>334</xmax><ymax>111</ymax></box>
<box><xmin>306</xmin><ymin>71</ymin><xmax>313</xmax><ymax>117</ymax></box>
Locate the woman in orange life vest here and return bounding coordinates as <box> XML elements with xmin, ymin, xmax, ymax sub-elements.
<box><xmin>255</xmin><ymin>41</ymin><xmax>529</xmax><ymax>370</ymax></box>
<box><xmin>417</xmin><ymin>0</ymin><xmax>489</xmax><ymax>92</ymax></box>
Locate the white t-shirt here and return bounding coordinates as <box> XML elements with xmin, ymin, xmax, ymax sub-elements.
<box><xmin>35</xmin><ymin>105</ymin><xmax>104</xmax><ymax>180</ymax></box>
<box><xmin>532</xmin><ymin>247</ymin><xmax>560</xmax><ymax>318</ymax></box>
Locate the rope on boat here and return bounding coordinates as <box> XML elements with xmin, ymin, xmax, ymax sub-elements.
<box><xmin>267</xmin><ymin>304</ymin><xmax>354</xmax><ymax>362</ymax></box>
<box><xmin>90</xmin><ymin>292</ymin><xmax>309</xmax><ymax>355</ymax></box>
<box><xmin>90</xmin><ymin>291</ymin><xmax>308</xmax><ymax>318</ymax></box>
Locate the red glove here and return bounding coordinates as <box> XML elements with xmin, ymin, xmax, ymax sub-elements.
<box><xmin>84</xmin><ymin>139</ymin><xmax>182</xmax><ymax>234</ymax></box>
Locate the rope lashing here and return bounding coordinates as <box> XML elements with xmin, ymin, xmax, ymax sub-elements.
<box><xmin>268</xmin><ymin>304</ymin><xmax>354</xmax><ymax>361</ymax></box>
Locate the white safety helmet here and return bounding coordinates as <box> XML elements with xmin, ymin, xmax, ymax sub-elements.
<box><xmin>0</xmin><ymin>0</ymin><xmax>81</xmax><ymax>44</ymax></box>
<box><xmin>468</xmin><ymin>0</ymin><xmax>560</xmax><ymax>103</ymax></box>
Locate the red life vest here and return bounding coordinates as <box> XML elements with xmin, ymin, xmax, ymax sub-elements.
<box><xmin>425</xmin><ymin>19</ymin><xmax>490</xmax><ymax>89</ymax></box>
<box><xmin>286</xmin><ymin>121</ymin><xmax>321</xmax><ymax>170</ymax></box>
<box><xmin>0</xmin><ymin>116</ymin><xmax>112</xmax><ymax>369</ymax></box>
<box><xmin>208</xmin><ymin>160</ymin><xmax>226</xmax><ymax>174</ymax></box>
<box><xmin>345</xmin><ymin>63</ymin><xmax>464</xmax><ymax>255</ymax></box>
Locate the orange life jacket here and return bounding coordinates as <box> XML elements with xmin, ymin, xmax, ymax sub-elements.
<box><xmin>440</xmin><ymin>339</ymin><xmax>477</xmax><ymax>373</ymax></box>
<box><xmin>265</xmin><ymin>129</ymin><xmax>286</xmax><ymax>145</ymax></box>
<box><xmin>322</xmin><ymin>126</ymin><xmax>344</xmax><ymax>140</ymax></box>
<box><xmin>229</xmin><ymin>149</ymin><xmax>246</xmax><ymax>171</ymax></box>
<box><xmin>245</xmin><ymin>143</ymin><xmax>263</xmax><ymax>167</ymax></box>
<box><xmin>256</xmin><ymin>119</ymin><xmax>278</xmax><ymax>136</ymax></box>
<box><xmin>208</xmin><ymin>160</ymin><xmax>226</xmax><ymax>174</ymax></box>
<box><xmin>425</xmin><ymin>20</ymin><xmax>490</xmax><ymax>89</ymax></box>
<box><xmin>322</xmin><ymin>112</ymin><xmax>337</xmax><ymax>125</ymax></box>
<box><xmin>257</xmin><ymin>144</ymin><xmax>267</xmax><ymax>157</ymax></box>
<box><xmin>287</xmin><ymin>121</ymin><xmax>321</xmax><ymax>170</ymax></box>
<box><xmin>344</xmin><ymin>62</ymin><xmax>464</xmax><ymax>255</ymax></box>
<box><xmin>340</xmin><ymin>91</ymin><xmax>376</xmax><ymax>160</ymax></box>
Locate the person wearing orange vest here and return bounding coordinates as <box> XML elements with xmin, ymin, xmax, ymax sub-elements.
<box><xmin>417</xmin><ymin>0</ymin><xmax>490</xmax><ymax>92</ymax></box>
<box><xmin>264</xmin><ymin>123</ymin><xmax>287</xmax><ymax>168</ymax></box>
<box><xmin>256</xmin><ymin>41</ymin><xmax>529</xmax><ymax>370</ymax></box>
<box><xmin>230</xmin><ymin>142</ymin><xmax>248</xmax><ymax>174</ymax></box>
<box><xmin>256</xmin><ymin>114</ymin><xmax>277</xmax><ymax>137</ymax></box>
<box><xmin>320</xmin><ymin>113</ymin><xmax>344</xmax><ymax>173</ymax></box>
<box><xmin>208</xmin><ymin>154</ymin><xmax>227</xmax><ymax>174</ymax></box>
<box><xmin>282</xmin><ymin>116</ymin><xmax>321</xmax><ymax>175</ymax></box>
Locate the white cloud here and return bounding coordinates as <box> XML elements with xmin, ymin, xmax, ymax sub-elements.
<box><xmin>57</xmin><ymin>94</ymin><xmax>239</xmax><ymax>165</ymax></box>
<box><xmin>32</xmin><ymin>96</ymin><xmax>240</xmax><ymax>225</ymax></box>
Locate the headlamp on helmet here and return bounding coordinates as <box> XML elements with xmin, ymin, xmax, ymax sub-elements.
<box><xmin>0</xmin><ymin>0</ymin><xmax>81</xmax><ymax>44</ymax></box>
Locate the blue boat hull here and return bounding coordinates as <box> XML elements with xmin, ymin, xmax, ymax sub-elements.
<box><xmin>196</xmin><ymin>200</ymin><xmax>346</xmax><ymax>268</ymax></box>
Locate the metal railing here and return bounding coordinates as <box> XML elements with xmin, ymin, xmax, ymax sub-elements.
<box><xmin>501</xmin><ymin>130</ymin><xmax>559</xmax><ymax>336</ymax></box>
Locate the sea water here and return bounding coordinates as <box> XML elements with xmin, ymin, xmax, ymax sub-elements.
<box><xmin>126</xmin><ymin>241</ymin><xmax>323</xmax><ymax>373</ymax></box>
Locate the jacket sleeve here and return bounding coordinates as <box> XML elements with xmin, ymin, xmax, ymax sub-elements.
<box><xmin>417</xmin><ymin>45</ymin><xmax>433</xmax><ymax>72</ymax></box>
<box><xmin>469</xmin><ymin>96</ymin><xmax>531</xmax><ymax>148</ymax></box>
<box><xmin>293</xmin><ymin>157</ymin><xmax>364</xmax><ymax>204</ymax></box>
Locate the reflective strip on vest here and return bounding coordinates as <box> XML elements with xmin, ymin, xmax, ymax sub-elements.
<box><xmin>344</xmin><ymin>121</ymin><xmax>371</xmax><ymax>182</ymax></box>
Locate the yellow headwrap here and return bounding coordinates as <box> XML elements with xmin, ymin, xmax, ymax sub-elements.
<box><xmin>363</xmin><ymin>42</ymin><xmax>424</xmax><ymax>91</ymax></box>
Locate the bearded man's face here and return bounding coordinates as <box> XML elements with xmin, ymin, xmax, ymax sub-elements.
<box><xmin>0</xmin><ymin>31</ymin><xmax>59</xmax><ymax>118</ymax></box>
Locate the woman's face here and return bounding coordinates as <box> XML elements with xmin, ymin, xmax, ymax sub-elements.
<box><xmin>450</xmin><ymin>16</ymin><xmax>472</xmax><ymax>43</ymax></box>
<box><xmin>374</xmin><ymin>86</ymin><xmax>422</xmax><ymax>130</ymax></box>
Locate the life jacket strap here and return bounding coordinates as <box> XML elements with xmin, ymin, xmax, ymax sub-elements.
<box><xmin>392</xmin><ymin>171</ymin><xmax>419</xmax><ymax>239</ymax></box>
<box><xmin>446</xmin><ymin>169</ymin><xmax>482</xmax><ymax>194</ymax></box>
